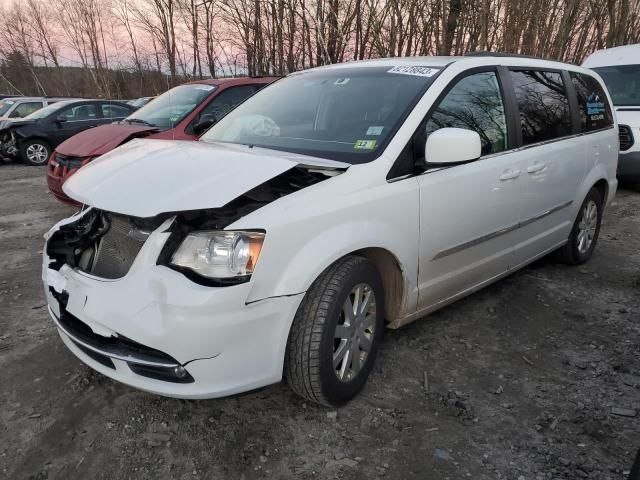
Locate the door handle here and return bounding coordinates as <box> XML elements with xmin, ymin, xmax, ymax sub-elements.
<box><xmin>526</xmin><ymin>163</ymin><xmax>547</xmax><ymax>174</ymax></box>
<box><xmin>499</xmin><ymin>169</ymin><xmax>521</xmax><ymax>181</ymax></box>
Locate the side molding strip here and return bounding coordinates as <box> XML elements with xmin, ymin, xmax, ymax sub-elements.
<box><xmin>432</xmin><ymin>200</ymin><xmax>573</xmax><ymax>260</ymax></box>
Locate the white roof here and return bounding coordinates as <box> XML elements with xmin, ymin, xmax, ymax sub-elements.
<box><xmin>582</xmin><ymin>44</ymin><xmax>640</xmax><ymax>68</ymax></box>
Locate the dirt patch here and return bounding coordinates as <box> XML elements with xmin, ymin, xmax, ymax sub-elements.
<box><xmin>1</xmin><ymin>164</ymin><xmax>638</xmax><ymax>479</ymax></box>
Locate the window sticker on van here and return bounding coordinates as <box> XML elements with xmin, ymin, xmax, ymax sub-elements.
<box><xmin>587</xmin><ymin>93</ymin><xmax>606</xmax><ymax>118</ymax></box>
<box><xmin>388</xmin><ymin>66</ymin><xmax>440</xmax><ymax>77</ymax></box>
<box><xmin>354</xmin><ymin>139</ymin><xmax>377</xmax><ymax>150</ymax></box>
<box><xmin>366</xmin><ymin>126</ymin><xmax>384</xmax><ymax>136</ymax></box>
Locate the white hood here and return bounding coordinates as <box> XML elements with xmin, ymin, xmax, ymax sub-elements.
<box><xmin>63</xmin><ymin>139</ymin><xmax>348</xmax><ymax>217</ymax></box>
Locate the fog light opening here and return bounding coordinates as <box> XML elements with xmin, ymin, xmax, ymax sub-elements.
<box><xmin>174</xmin><ymin>365</ymin><xmax>187</xmax><ymax>379</ymax></box>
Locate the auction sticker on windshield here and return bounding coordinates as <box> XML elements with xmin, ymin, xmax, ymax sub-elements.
<box><xmin>354</xmin><ymin>139</ymin><xmax>377</xmax><ymax>150</ymax></box>
<box><xmin>388</xmin><ymin>66</ymin><xmax>440</xmax><ymax>77</ymax></box>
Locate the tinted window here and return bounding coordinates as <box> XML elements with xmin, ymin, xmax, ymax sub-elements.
<box><xmin>510</xmin><ymin>70</ymin><xmax>572</xmax><ymax>145</ymax></box>
<box><xmin>102</xmin><ymin>104</ymin><xmax>130</xmax><ymax>119</ymax></box>
<box><xmin>59</xmin><ymin>104</ymin><xmax>99</xmax><ymax>121</ymax></box>
<box><xmin>11</xmin><ymin>102</ymin><xmax>43</xmax><ymax>118</ymax></box>
<box><xmin>570</xmin><ymin>72</ymin><xmax>614</xmax><ymax>132</ymax></box>
<box><xmin>592</xmin><ymin>65</ymin><xmax>640</xmax><ymax>106</ymax></box>
<box><xmin>424</xmin><ymin>71</ymin><xmax>508</xmax><ymax>155</ymax></box>
<box><xmin>200</xmin><ymin>85</ymin><xmax>258</xmax><ymax>122</ymax></box>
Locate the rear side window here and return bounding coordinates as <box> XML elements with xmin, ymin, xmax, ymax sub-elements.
<box><xmin>510</xmin><ymin>70</ymin><xmax>572</xmax><ymax>145</ymax></box>
<box><xmin>59</xmin><ymin>104</ymin><xmax>99</xmax><ymax>121</ymax></box>
<box><xmin>424</xmin><ymin>71</ymin><xmax>508</xmax><ymax>155</ymax></box>
<box><xmin>570</xmin><ymin>72</ymin><xmax>614</xmax><ymax>132</ymax></box>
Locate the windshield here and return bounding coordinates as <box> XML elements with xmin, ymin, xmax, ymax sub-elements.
<box><xmin>592</xmin><ymin>65</ymin><xmax>640</xmax><ymax>106</ymax></box>
<box><xmin>0</xmin><ymin>100</ymin><xmax>15</xmax><ymax>116</ymax></box>
<box><xmin>126</xmin><ymin>84</ymin><xmax>216</xmax><ymax>129</ymax></box>
<box><xmin>25</xmin><ymin>101</ymin><xmax>71</xmax><ymax>120</ymax></box>
<box><xmin>200</xmin><ymin>66</ymin><xmax>441</xmax><ymax>163</ymax></box>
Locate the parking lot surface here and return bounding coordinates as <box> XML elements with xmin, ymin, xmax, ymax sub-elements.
<box><xmin>1</xmin><ymin>164</ymin><xmax>639</xmax><ymax>479</ymax></box>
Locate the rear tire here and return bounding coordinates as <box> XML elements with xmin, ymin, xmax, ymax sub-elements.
<box><xmin>285</xmin><ymin>256</ymin><xmax>385</xmax><ymax>406</ymax></box>
<box><xmin>20</xmin><ymin>139</ymin><xmax>51</xmax><ymax>166</ymax></box>
<box><xmin>555</xmin><ymin>187</ymin><xmax>603</xmax><ymax>265</ymax></box>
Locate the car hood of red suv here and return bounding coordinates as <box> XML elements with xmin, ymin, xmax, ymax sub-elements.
<box><xmin>55</xmin><ymin>123</ymin><xmax>160</xmax><ymax>157</ymax></box>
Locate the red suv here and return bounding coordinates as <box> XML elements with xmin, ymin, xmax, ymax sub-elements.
<box><xmin>48</xmin><ymin>77</ymin><xmax>277</xmax><ymax>205</ymax></box>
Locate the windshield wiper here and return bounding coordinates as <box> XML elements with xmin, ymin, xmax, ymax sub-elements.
<box><xmin>125</xmin><ymin>118</ymin><xmax>157</xmax><ymax>127</ymax></box>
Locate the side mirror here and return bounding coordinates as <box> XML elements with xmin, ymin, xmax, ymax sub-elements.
<box><xmin>192</xmin><ymin>114</ymin><xmax>217</xmax><ymax>135</ymax></box>
<box><xmin>425</xmin><ymin>127</ymin><xmax>481</xmax><ymax>166</ymax></box>
<box><xmin>55</xmin><ymin>115</ymin><xmax>67</xmax><ymax>123</ymax></box>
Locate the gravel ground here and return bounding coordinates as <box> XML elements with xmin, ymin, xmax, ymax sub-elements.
<box><xmin>0</xmin><ymin>164</ymin><xmax>639</xmax><ymax>480</ymax></box>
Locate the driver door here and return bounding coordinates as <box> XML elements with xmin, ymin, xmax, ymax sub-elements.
<box><xmin>49</xmin><ymin>103</ymin><xmax>100</xmax><ymax>147</ymax></box>
<box><xmin>416</xmin><ymin>69</ymin><xmax>523</xmax><ymax>310</ymax></box>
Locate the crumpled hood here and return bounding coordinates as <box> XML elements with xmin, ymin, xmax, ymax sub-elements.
<box><xmin>63</xmin><ymin>139</ymin><xmax>348</xmax><ymax>217</ymax></box>
<box><xmin>56</xmin><ymin>123</ymin><xmax>160</xmax><ymax>157</ymax></box>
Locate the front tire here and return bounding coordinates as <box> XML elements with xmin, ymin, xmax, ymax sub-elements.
<box><xmin>285</xmin><ymin>256</ymin><xmax>385</xmax><ymax>406</ymax></box>
<box><xmin>556</xmin><ymin>187</ymin><xmax>603</xmax><ymax>265</ymax></box>
<box><xmin>20</xmin><ymin>139</ymin><xmax>51</xmax><ymax>166</ymax></box>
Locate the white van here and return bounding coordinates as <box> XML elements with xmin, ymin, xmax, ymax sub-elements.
<box><xmin>583</xmin><ymin>44</ymin><xmax>640</xmax><ymax>181</ymax></box>
<box><xmin>43</xmin><ymin>55</ymin><xmax>618</xmax><ymax>405</ymax></box>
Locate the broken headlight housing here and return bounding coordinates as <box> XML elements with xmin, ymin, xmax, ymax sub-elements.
<box><xmin>170</xmin><ymin>230</ymin><xmax>264</xmax><ymax>282</ymax></box>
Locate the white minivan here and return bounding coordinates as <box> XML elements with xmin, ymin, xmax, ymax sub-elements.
<box><xmin>583</xmin><ymin>44</ymin><xmax>640</xmax><ymax>181</ymax></box>
<box><xmin>43</xmin><ymin>55</ymin><xmax>618</xmax><ymax>405</ymax></box>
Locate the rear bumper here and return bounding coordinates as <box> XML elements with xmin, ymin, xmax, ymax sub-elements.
<box><xmin>618</xmin><ymin>151</ymin><xmax>640</xmax><ymax>181</ymax></box>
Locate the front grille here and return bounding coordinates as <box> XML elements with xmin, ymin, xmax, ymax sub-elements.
<box><xmin>619</xmin><ymin>125</ymin><xmax>634</xmax><ymax>151</ymax></box>
<box><xmin>86</xmin><ymin>215</ymin><xmax>148</xmax><ymax>279</ymax></box>
<box><xmin>55</xmin><ymin>153</ymin><xmax>86</xmax><ymax>169</ymax></box>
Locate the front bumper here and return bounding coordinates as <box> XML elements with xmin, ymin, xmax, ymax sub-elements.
<box><xmin>43</xmin><ymin>215</ymin><xmax>304</xmax><ymax>399</ymax></box>
<box><xmin>618</xmin><ymin>151</ymin><xmax>640</xmax><ymax>181</ymax></box>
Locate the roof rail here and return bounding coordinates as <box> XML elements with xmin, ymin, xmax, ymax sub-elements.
<box><xmin>465</xmin><ymin>51</ymin><xmax>553</xmax><ymax>61</ymax></box>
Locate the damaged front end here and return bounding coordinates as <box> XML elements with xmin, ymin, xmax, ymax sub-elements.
<box><xmin>46</xmin><ymin>165</ymin><xmax>333</xmax><ymax>282</ymax></box>
<box><xmin>43</xmin><ymin>164</ymin><xmax>337</xmax><ymax>393</ymax></box>
<box><xmin>0</xmin><ymin>129</ymin><xmax>18</xmax><ymax>158</ymax></box>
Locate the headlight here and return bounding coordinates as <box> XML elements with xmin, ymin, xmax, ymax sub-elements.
<box><xmin>170</xmin><ymin>230</ymin><xmax>264</xmax><ymax>280</ymax></box>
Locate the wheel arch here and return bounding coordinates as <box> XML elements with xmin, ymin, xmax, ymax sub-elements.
<box><xmin>575</xmin><ymin>162</ymin><xmax>611</xmax><ymax>217</ymax></box>
<box><xmin>592</xmin><ymin>178</ymin><xmax>608</xmax><ymax>204</ymax></box>
<box><xmin>351</xmin><ymin>247</ymin><xmax>406</xmax><ymax>326</ymax></box>
<box><xmin>19</xmin><ymin>135</ymin><xmax>51</xmax><ymax>148</ymax></box>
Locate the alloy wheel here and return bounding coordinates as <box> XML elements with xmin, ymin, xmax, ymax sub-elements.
<box><xmin>26</xmin><ymin>144</ymin><xmax>48</xmax><ymax>164</ymax></box>
<box><xmin>577</xmin><ymin>199</ymin><xmax>598</xmax><ymax>254</ymax></box>
<box><xmin>333</xmin><ymin>283</ymin><xmax>377</xmax><ymax>382</ymax></box>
